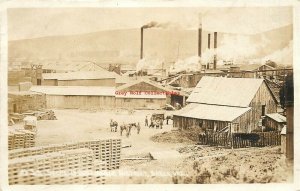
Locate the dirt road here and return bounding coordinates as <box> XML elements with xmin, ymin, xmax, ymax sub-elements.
<box><xmin>35</xmin><ymin>109</ymin><xmax>184</xmax><ymax>156</ymax></box>
<box><xmin>27</xmin><ymin>109</ymin><xmax>292</xmax><ymax>184</ymax></box>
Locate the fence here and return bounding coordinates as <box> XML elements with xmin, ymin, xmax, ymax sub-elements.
<box><xmin>199</xmin><ymin>132</ymin><xmax>281</xmax><ymax>148</ymax></box>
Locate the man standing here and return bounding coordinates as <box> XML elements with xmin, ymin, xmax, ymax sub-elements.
<box><xmin>145</xmin><ymin>116</ymin><xmax>148</xmax><ymax>127</ymax></box>
<box><xmin>160</xmin><ymin>119</ymin><xmax>163</xmax><ymax>129</ymax></box>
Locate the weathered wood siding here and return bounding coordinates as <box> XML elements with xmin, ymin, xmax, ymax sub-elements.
<box><xmin>281</xmin><ymin>135</ymin><xmax>286</xmax><ymax>154</ymax></box>
<box><xmin>45</xmin><ymin>95</ymin><xmax>115</xmax><ymax>109</ymax></box>
<box><xmin>115</xmin><ymin>98</ymin><xmax>166</xmax><ymax>109</ymax></box>
<box><xmin>173</xmin><ymin>115</ymin><xmax>228</xmax><ymax>131</ymax></box>
<box><xmin>249</xmin><ymin>81</ymin><xmax>277</xmax><ymax>130</ymax></box>
<box><xmin>42</xmin><ymin>79</ymin><xmax>58</xmax><ymax>86</ymax></box>
<box><xmin>57</xmin><ymin>79</ymin><xmax>115</xmax><ymax>86</ymax></box>
<box><xmin>265</xmin><ymin>117</ymin><xmax>285</xmax><ymax>131</ymax></box>
<box><xmin>232</xmin><ymin>109</ymin><xmax>253</xmax><ymax>133</ymax></box>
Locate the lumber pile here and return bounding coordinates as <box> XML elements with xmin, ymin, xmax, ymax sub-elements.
<box><xmin>9</xmin><ymin>139</ymin><xmax>121</xmax><ymax>170</ymax></box>
<box><xmin>8</xmin><ymin>129</ymin><xmax>36</xmax><ymax>150</ymax></box>
<box><xmin>9</xmin><ymin>148</ymin><xmax>106</xmax><ymax>184</ymax></box>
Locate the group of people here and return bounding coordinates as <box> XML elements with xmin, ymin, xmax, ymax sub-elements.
<box><xmin>144</xmin><ymin>116</ymin><xmax>163</xmax><ymax>129</ymax></box>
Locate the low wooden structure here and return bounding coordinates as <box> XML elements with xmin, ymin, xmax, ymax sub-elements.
<box><xmin>264</xmin><ymin>113</ymin><xmax>286</xmax><ymax>131</ymax></box>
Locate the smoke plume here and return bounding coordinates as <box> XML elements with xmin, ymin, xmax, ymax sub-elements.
<box><xmin>169</xmin><ymin>56</ymin><xmax>201</xmax><ymax>73</ymax></box>
<box><xmin>136</xmin><ymin>58</ymin><xmax>164</xmax><ymax>73</ymax></box>
<box><xmin>142</xmin><ymin>21</ymin><xmax>181</xmax><ymax>29</ymax></box>
<box><xmin>261</xmin><ymin>40</ymin><xmax>292</xmax><ymax>66</ymax></box>
<box><xmin>216</xmin><ymin>34</ymin><xmax>258</xmax><ymax>63</ymax></box>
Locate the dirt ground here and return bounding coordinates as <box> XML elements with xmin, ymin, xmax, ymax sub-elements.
<box><xmin>10</xmin><ymin>109</ymin><xmax>293</xmax><ymax>184</ymax></box>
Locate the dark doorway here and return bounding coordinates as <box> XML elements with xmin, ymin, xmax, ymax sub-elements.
<box><xmin>37</xmin><ymin>79</ymin><xmax>42</xmax><ymax>85</ymax></box>
<box><xmin>262</xmin><ymin>105</ymin><xmax>266</xmax><ymax>116</ymax></box>
<box><xmin>171</xmin><ymin>95</ymin><xmax>183</xmax><ymax>107</ymax></box>
<box><xmin>13</xmin><ymin>104</ymin><xmax>17</xmax><ymax>113</ymax></box>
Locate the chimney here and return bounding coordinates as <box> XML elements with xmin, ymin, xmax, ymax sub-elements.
<box><xmin>140</xmin><ymin>27</ymin><xmax>144</xmax><ymax>59</ymax></box>
<box><xmin>208</xmin><ymin>33</ymin><xmax>211</xmax><ymax>49</ymax></box>
<box><xmin>198</xmin><ymin>27</ymin><xmax>202</xmax><ymax>57</ymax></box>
<box><xmin>213</xmin><ymin>32</ymin><xmax>217</xmax><ymax>70</ymax></box>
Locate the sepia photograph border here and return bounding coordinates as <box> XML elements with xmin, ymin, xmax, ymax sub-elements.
<box><xmin>0</xmin><ymin>0</ymin><xmax>299</xmax><ymax>191</ymax></box>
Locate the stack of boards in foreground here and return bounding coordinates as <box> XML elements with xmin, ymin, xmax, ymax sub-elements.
<box><xmin>8</xmin><ymin>129</ymin><xmax>36</xmax><ymax>150</ymax></box>
<box><xmin>9</xmin><ymin>139</ymin><xmax>121</xmax><ymax>184</ymax></box>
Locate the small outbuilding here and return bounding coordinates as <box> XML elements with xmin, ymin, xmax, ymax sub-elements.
<box><xmin>264</xmin><ymin>113</ymin><xmax>286</xmax><ymax>131</ymax></box>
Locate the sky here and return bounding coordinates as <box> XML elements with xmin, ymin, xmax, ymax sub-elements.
<box><xmin>8</xmin><ymin>7</ymin><xmax>292</xmax><ymax>41</ymax></box>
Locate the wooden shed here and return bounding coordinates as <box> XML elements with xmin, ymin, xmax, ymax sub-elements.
<box><xmin>173</xmin><ymin>76</ymin><xmax>277</xmax><ymax>133</ymax></box>
<box><xmin>264</xmin><ymin>113</ymin><xmax>286</xmax><ymax>131</ymax></box>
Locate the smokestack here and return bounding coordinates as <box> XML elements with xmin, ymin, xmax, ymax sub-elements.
<box><xmin>213</xmin><ymin>32</ymin><xmax>217</xmax><ymax>70</ymax></box>
<box><xmin>198</xmin><ymin>27</ymin><xmax>202</xmax><ymax>57</ymax></box>
<box><xmin>140</xmin><ymin>27</ymin><xmax>144</xmax><ymax>59</ymax></box>
<box><xmin>208</xmin><ymin>33</ymin><xmax>211</xmax><ymax>49</ymax></box>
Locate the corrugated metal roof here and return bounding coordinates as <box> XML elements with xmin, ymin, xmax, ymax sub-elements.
<box><xmin>174</xmin><ymin>103</ymin><xmax>251</xmax><ymax>122</ymax></box>
<box><xmin>187</xmin><ymin>76</ymin><xmax>264</xmax><ymax>107</ymax></box>
<box><xmin>43</xmin><ymin>71</ymin><xmax>120</xmax><ymax>80</ymax></box>
<box><xmin>30</xmin><ymin>86</ymin><xmax>115</xmax><ymax>96</ymax></box>
<box><xmin>266</xmin><ymin>113</ymin><xmax>286</xmax><ymax>123</ymax></box>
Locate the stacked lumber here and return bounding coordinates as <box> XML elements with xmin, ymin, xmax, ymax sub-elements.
<box><xmin>9</xmin><ymin>139</ymin><xmax>121</xmax><ymax>169</ymax></box>
<box><xmin>8</xmin><ymin>129</ymin><xmax>36</xmax><ymax>150</ymax></box>
<box><xmin>8</xmin><ymin>148</ymin><xmax>106</xmax><ymax>185</ymax></box>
